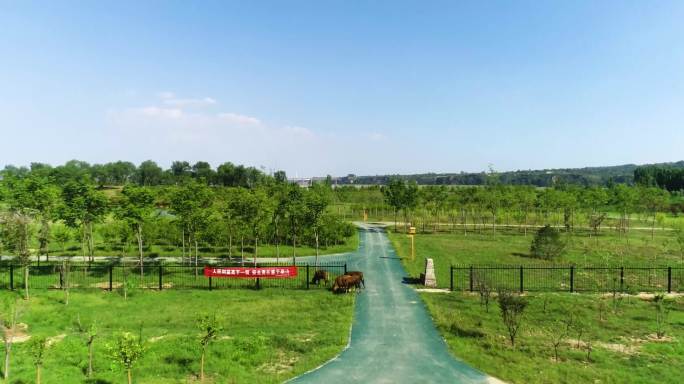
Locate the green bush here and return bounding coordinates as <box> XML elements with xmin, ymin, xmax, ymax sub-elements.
<box><xmin>530</xmin><ymin>225</ymin><xmax>566</xmax><ymax>260</ymax></box>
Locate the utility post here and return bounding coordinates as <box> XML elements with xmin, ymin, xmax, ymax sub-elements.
<box><xmin>408</xmin><ymin>226</ymin><xmax>416</xmax><ymax>260</ymax></box>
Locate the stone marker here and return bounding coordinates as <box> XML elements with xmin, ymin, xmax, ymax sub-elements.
<box><xmin>424</xmin><ymin>258</ymin><xmax>437</xmax><ymax>288</ymax></box>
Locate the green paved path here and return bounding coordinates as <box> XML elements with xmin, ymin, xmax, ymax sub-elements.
<box><xmin>289</xmin><ymin>225</ymin><xmax>494</xmax><ymax>384</ymax></box>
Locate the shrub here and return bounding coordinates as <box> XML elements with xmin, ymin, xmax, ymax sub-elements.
<box><xmin>530</xmin><ymin>225</ymin><xmax>566</xmax><ymax>260</ymax></box>
<box><xmin>497</xmin><ymin>290</ymin><xmax>527</xmax><ymax>347</ymax></box>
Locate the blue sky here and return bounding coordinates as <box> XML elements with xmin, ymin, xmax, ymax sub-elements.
<box><xmin>1</xmin><ymin>1</ymin><xmax>683</xmax><ymax>177</ymax></box>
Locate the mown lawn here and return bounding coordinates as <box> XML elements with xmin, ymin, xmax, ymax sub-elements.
<box><xmin>388</xmin><ymin>228</ymin><xmax>684</xmax><ymax>289</ymax></box>
<box><xmin>422</xmin><ymin>292</ymin><xmax>684</xmax><ymax>384</ymax></box>
<box><xmin>1</xmin><ymin>289</ymin><xmax>354</xmax><ymax>383</ymax></box>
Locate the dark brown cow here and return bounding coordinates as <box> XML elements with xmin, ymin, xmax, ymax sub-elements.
<box><xmin>311</xmin><ymin>270</ymin><xmax>329</xmax><ymax>286</ymax></box>
<box><xmin>332</xmin><ymin>274</ymin><xmax>361</xmax><ymax>294</ymax></box>
<box><xmin>345</xmin><ymin>271</ymin><xmax>365</xmax><ymax>288</ymax></box>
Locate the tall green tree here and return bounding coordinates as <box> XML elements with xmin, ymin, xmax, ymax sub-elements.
<box><xmin>286</xmin><ymin>185</ymin><xmax>306</xmax><ymax>264</ymax></box>
<box><xmin>169</xmin><ymin>182</ymin><xmax>213</xmax><ymax>274</ymax></box>
<box><xmin>115</xmin><ymin>185</ymin><xmax>156</xmax><ymax>282</ymax></box>
<box><xmin>638</xmin><ymin>187</ymin><xmax>669</xmax><ymax>240</ymax></box>
<box><xmin>59</xmin><ymin>178</ymin><xmax>109</xmax><ymax>262</ymax></box>
<box><xmin>305</xmin><ymin>183</ymin><xmax>331</xmax><ymax>265</ymax></box>
<box><xmin>382</xmin><ymin>178</ymin><xmax>405</xmax><ymax>231</ymax></box>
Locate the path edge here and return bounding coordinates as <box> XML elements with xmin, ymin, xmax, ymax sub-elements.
<box><xmin>282</xmin><ymin>296</ymin><xmax>356</xmax><ymax>383</ymax></box>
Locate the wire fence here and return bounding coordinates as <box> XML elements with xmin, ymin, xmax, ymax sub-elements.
<box><xmin>450</xmin><ymin>264</ymin><xmax>684</xmax><ymax>293</ymax></box>
<box><xmin>1</xmin><ymin>262</ymin><xmax>347</xmax><ymax>291</ymax></box>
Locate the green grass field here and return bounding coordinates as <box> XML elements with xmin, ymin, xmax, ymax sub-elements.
<box><xmin>389</xmin><ymin>228</ymin><xmax>684</xmax><ymax>289</ymax></box>
<box><xmin>421</xmin><ymin>292</ymin><xmax>684</xmax><ymax>384</ymax></box>
<box><xmin>1</xmin><ymin>289</ymin><xmax>354</xmax><ymax>383</ymax></box>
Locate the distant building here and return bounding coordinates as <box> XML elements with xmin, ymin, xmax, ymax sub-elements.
<box><xmin>289</xmin><ymin>178</ymin><xmax>312</xmax><ymax>188</ymax></box>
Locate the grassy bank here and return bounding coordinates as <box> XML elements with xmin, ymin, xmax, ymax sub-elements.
<box><xmin>421</xmin><ymin>292</ymin><xmax>684</xmax><ymax>383</ymax></box>
<box><xmin>388</xmin><ymin>229</ymin><xmax>684</xmax><ymax>289</ymax></box>
<box><xmin>1</xmin><ymin>289</ymin><xmax>354</xmax><ymax>383</ymax></box>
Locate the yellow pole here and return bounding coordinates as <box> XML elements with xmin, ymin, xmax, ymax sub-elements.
<box><xmin>410</xmin><ymin>235</ymin><xmax>415</xmax><ymax>260</ymax></box>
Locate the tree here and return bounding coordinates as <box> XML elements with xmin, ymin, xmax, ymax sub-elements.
<box><xmin>192</xmin><ymin>161</ymin><xmax>215</xmax><ymax>183</ymax></box>
<box><xmin>382</xmin><ymin>178</ymin><xmax>405</xmax><ymax>231</ymax></box>
<box><xmin>530</xmin><ymin>225</ymin><xmax>566</xmax><ymax>260</ymax></box>
<box><xmin>170</xmin><ymin>161</ymin><xmax>191</xmax><ymax>180</ymax></box>
<box><xmin>29</xmin><ymin>336</ymin><xmax>48</xmax><ymax>384</ymax></box>
<box><xmin>675</xmin><ymin>225</ymin><xmax>684</xmax><ymax>264</ymax></box>
<box><xmin>53</xmin><ymin>225</ymin><xmax>73</xmax><ymax>253</ymax></box>
<box><xmin>22</xmin><ymin>173</ymin><xmax>60</xmax><ymax>262</ymax></box>
<box><xmin>76</xmin><ymin>315</ymin><xmax>97</xmax><ymax>377</ymax></box>
<box><xmin>59</xmin><ymin>178</ymin><xmax>109</xmax><ymax>262</ymax></box>
<box><xmin>169</xmin><ymin>182</ymin><xmax>213</xmax><ymax>273</ymax></box>
<box><xmin>270</xmin><ymin>183</ymin><xmax>289</xmax><ymax>263</ymax></box>
<box><xmin>1</xmin><ymin>212</ymin><xmax>33</xmax><ymax>299</ymax></box>
<box><xmin>229</xmin><ymin>188</ymin><xmax>273</xmax><ymax>264</ymax></box>
<box><xmin>115</xmin><ymin>185</ymin><xmax>156</xmax><ymax>283</ymax></box>
<box><xmin>653</xmin><ymin>293</ymin><xmax>670</xmax><ymax>339</ymax></box>
<box><xmin>108</xmin><ymin>332</ymin><xmax>144</xmax><ymax>384</ymax></box>
<box><xmin>1</xmin><ymin>175</ymin><xmax>39</xmax><ymax>299</ymax></box>
<box><xmin>305</xmin><ymin>183</ymin><xmax>331</xmax><ymax>265</ymax></box>
<box><xmin>136</xmin><ymin>160</ymin><xmax>163</xmax><ymax>186</ymax></box>
<box><xmin>1</xmin><ymin>298</ymin><xmax>21</xmax><ymax>381</ymax></box>
<box><xmin>497</xmin><ymin>290</ymin><xmax>527</xmax><ymax>347</ymax></box>
<box><xmin>197</xmin><ymin>314</ymin><xmax>222</xmax><ymax>382</ymax></box>
<box><xmin>402</xmin><ymin>181</ymin><xmax>420</xmax><ymax>232</ymax></box>
<box><xmin>611</xmin><ymin>184</ymin><xmax>638</xmax><ymax>238</ymax></box>
<box><xmin>515</xmin><ymin>186</ymin><xmax>537</xmax><ymax>236</ymax></box>
<box><xmin>286</xmin><ymin>185</ymin><xmax>306</xmax><ymax>264</ymax></box>
<box><xmin>638</xmin><ymin>187</ymin><xmax>669</xmax><ymax>239</ymax></box>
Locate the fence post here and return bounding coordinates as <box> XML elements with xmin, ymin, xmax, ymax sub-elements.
<box><xmin>9</xmin><ymin>265</ymin><xmax>13</xmax><ymax>291</ymax></box>
<box><xmin>256</xmin><ymin>278</ymin><xmax>261</xmax><ymax>290</ymax></box>
<box><xmin>209</xmin><ymin>276</ymin><xmax>213</xmax><ymax>291</ymax></box>
<box><xmin>620</xmin><ymin>267</ymin><xmax>624</xmax><ymax>291</ymax></box>
<box><xmin>306</xmin><ymin>265</ymin><xmax>310</xmax><ymax>290</ymax></box>
<box><xmin>519</xmin><ymin>265</ymin><xmax>524</xmax><ymax>293</ymax></box>
<box><xmin>668</xmin><ymin>267</ymin><xmax>672</xmax><ymax>293</ymax></box>
<box><xmin>469</xmin><ymin>266</ymin><xmax>473</xmax><ymax>292</ymax></box>
<box><xmin>159</xmin><ymin>264</ymin><xmax>163</xmax><ymax>291</ymax></box>
<box><xmin>570</xmin><ymin>266</ymin><xmax>574</xmax><ymax>293</ymax></box>
<box><xmin>450</xmin><ymin>265</ymin><xmax>454</xmax><ymax>291</ymax></box>
<box><xmin>59</xmin><ymin>266</ymin><xmax>64</xmax><ymax>289</ymax></box>
<box><xmin>109</xmin><ymin>265</ymin><xmax>113</xmax><ymax>292</ymax></box>
<box><xmin>344</xmin><ymin>263</ymin><xmax>347</xmax><ymax>275</ymax></box>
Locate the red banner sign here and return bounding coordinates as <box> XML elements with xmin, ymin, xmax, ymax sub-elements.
<box><xmin>204</xmin><ymin>266</ymin><xmax>298</xmax><ymax>278</ymax></box>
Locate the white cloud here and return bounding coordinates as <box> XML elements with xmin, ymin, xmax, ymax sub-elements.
<box><xmin>163</xmin><ymin>97</ymin><xmax>217</xmax><ymax>107</ymax></box>
<box><xmin>134</xmin><ymin>106</ymin><xmax>184</xmax><ymax>119</ymax></box>
<box><xmin>104</xmin><ymin>91</ymin><xmax>404</xmax><ymax>176</ymax></box>
<box><xmin>217</xmin><ymin>112</ymin><xmax>261</xmax><ymax>126</ymax></box>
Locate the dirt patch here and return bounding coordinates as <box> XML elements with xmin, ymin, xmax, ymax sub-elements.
<box><xmin>599</xmin><ymin>292</ymin><xmax>683</xmax><ymax>301</ymax></box>
<box><xmin>4</xmin><ymin>323</ymin><xmax>31</xmax><ymax>344</ymax></box>
<box><xmin>47</xmin><ymin>333</ymin><xmax>66</xmax><ymax>346</ymax></box>
<box><xmin>149</xmin><ymin>335</ymin><xmax>168</xmax><ymax>343</ymax></box>
<box><xmin>415</xmin><ymin>288</ymin><xmax>450</xmax><ymax>293</ymax></box>
<box><xmin>91</xmin><ymin>282</ymin><xmax>123</xmax><ymax>289</ymax></box>
<box><xmin>258</xmin><ymin>351</ymin><xmax>299</xmax><ymax>375</ymax></box>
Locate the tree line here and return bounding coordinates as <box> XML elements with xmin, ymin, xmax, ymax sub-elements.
<box><xmin>0</xmin><ymin>166</ymin><xmax>355</xmax><ymax>300</ymax></box>
<box><xmin>634</xmin><ymin>165</ymin><xmax>684</xmax><ymax>192</ymax></box>
<box><xmin>377</xmin><ymin>179</ymin><xmax>676</xmax><ymax>237</ymax></box>
<box><xmin>1</xmin><ymin>160</ymin><xmax>284</xmax><ymax>187</ymax></box>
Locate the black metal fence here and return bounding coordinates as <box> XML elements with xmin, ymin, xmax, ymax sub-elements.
<box><xmin>1</xmin><ymin>262</ymin><xmax>347</xmax><ymax>291</ymax></box>
<box><xmin>450</xmin><ymin>265</ymin><xmax>684</xmax><ymax>293</ymax></box>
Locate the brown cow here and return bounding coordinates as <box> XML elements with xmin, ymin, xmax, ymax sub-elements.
<box><xmin>332</xmin><ymin>274</ymin><xmax>361</xmax><ymax>294</ymax></box>
<box><xmin>311</xmin><ymin>270</ymin><xmax>329</xmax><ymax>286</ymax></box>
<box><xmin>345</xmin><ymin>271</ymin><xmax>365</xmax><ymax>288</ymax></box>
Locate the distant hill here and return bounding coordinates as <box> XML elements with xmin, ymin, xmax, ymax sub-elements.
<box><xmin>330</xmin><ymin>161</ymin><xmax>684</xmax><ymax>187</ymax></box>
